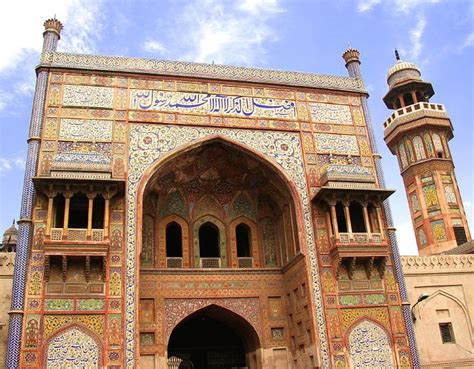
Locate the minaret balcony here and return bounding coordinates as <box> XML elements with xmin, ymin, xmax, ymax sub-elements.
<box><xmin>383</xmin><ymin>102</ymin><xmax>451</xmax><ymax>141</ymax></box>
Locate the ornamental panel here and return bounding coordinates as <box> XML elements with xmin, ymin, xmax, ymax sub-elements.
<box><xmin>59</xmin><ymin>119</ymin><xmax>113</xmax><ymax>141</ymax></box>
<box><xmin>314</xmin><ymin>133</ymin><xmax>359</xmax><ymax>155</ymax></box>
<box><xmin>348</xmin><ymin>320</ymin><xmax>394</xmax><ymax>368</ymax></box>
<box><xmin>129</xmin><ymin>90</ymin><xmax>297</xmax><ymax>120</ymax></box>
<box><xmin>63</xmin><ymin>85</ymin><xmax>114</xmax><ymax>108</ymax></box>
<box><xmin>309</xmin><ymin>102</ymin><xmax>352</xmax><ymax>124</ymax></box>
<box><xmin>45</xmin><ymin>327</ymin><xmax>100</xmax><ymax>368</ymax></box>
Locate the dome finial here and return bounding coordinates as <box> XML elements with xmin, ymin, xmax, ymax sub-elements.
<box><xmin>395</xmin><ymin>49</ymin><xmax>400</xmax><ymax>61</ymax></box>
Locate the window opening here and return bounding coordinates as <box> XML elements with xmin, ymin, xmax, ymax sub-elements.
<box><xmin>68</xmin><ymin>193</ymin><xmax>88</xmax><ymax>228</ymax></box>
<box><xmin>92</xmin><ymin>194</ymin><xmax>105</xmax><ymax>229</ymax></box>
<box><xmin>335</xmin><ymin>202</ymin><xmax>347</xmax><ymax>233</ymax></box>
<box><xmin>349</xmin><ymin>201</ymin><xmax>366</xmax><ymax>232</ymax></box>
<box><xmin>439</xmin><ymin>323</ymin><xmax>455</xmax><ymax>343</ymax></box>
<box><xmin>166</xmin><ymin>222</ymin><xmax>182</xmax><ymax>257</ymax></box>
<box><xmin>236</xmin><ymin>223</ymin><xmax>251</xmax><ymax>257</ymax></box>
<box><xmin>53</xmin><ymin>194</ymin><xmax>65</xmax><ymax>228</ymax></box>
<box><xmin>199</xmin><ymin>222</ymin><xmax>219</xmax><ymax>257</ymax></box>
<box><xmin>403</xmin><ymin>92</ymin><xmax>414</xmax><ymax>106</ymax></box>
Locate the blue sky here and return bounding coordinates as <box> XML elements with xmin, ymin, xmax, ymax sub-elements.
<box><xmin>0</xmin><ymin>0</ymin><xmax>472</xmax><ymax>255</ymax></box>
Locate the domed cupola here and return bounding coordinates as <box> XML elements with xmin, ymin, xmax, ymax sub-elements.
<box><xmin>383</xmin><ymin>50</ymin><xmax>434</xmax><ymax>109</ymax></box>
<box><xmin>2</xmin><ymin>220</ymin><xmax>17</xmax><ymax>252</ymax></box>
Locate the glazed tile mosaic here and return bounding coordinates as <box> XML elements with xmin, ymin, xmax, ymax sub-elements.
<box><xmin>127</xmin><ymin>124</ymin><xmax>329</xmax><ymax>367</ymax></box>
<box><xmin>63</xmin><ymin>85</ymin><xmax>114</xmax><ymax>108</ymax></box>
<box><xmin>309</xmin><ymin>102</ymin><xmax>352</xmax><ymax>124</ymax></box>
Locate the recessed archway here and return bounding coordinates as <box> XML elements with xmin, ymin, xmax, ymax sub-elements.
<box><xmin>167</xmin><ymin>305</ymin><xmax>261</xmax><ymax>369</ymax></box>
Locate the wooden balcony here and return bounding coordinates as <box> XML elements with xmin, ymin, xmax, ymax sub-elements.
<box><xmin>44</xmin><ymin>228</ymin><xmax>109</xmax><ymax>256</ymax></box>
<box><xmin>330</xmin><ymin>232</ymin><xmax>389</xmax><ymax>258</ymax></box>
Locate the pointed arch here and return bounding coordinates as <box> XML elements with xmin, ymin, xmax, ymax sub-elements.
<box><xmin>347</xmin><ymin>319</ymin><xmax>394</xmax><ymax>368</ymax></box>
<box><xmin>193</xmin><ymin>215</ymin><xmax>226</xmax><ymax>267</ymax></box>
<box><xmin>229</xmin><ymin>192</ymin><xmax>256</xmax><ymax>221</ymax></box>
<box><xmin>229</xmin><ymin>216</ymin><xmax>260</xmax><ymax>268</ymax></box>
<box><xmin>157</xmin><ymin>214</ymin><xmax>190</xmax><ymax>268</ymax></box>
<box><xmin>158</xmin><ymin>190</ymin><xmax>187</xmax><ymax>219</ymax></box>
<box><xmin>166</xmin><ymin>303</ymin><xmax>261</xmax><ymax>351</ymax></box>
<box><xmin>44</xmin><ymin>324</ymin><xmax>102</xmax><ymax>368</ymax></box>
<box><xmin>193</xmin><ymin>194</ymin><xmax>225</xmax><ymax>220</ymax></box>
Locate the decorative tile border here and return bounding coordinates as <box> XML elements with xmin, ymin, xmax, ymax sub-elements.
<box><xmin>40</xmin><ymin>52</ymin><xmax>366</xmax><ymax>93</ymax></box>
<box><xmin>127</xmin><ymin>125</ymin><xmax>329</xmax><ymax>368</ymax></box>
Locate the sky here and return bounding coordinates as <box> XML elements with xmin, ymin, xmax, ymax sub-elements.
<box><xmin>0</xmin><ymin>0</ymin><xmax>472</xmax><ymax>255</ymax></box>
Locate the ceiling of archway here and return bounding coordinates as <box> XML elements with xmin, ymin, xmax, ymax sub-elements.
<box><xmin>146</xmin><ymin>142</ymin><xmax>289</xmax><ymax>200</ymax></box>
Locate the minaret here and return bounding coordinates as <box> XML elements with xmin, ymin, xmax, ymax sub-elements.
<box><xmin>5</xmin><ymin>18</ymin><xmax>62</xmax><ymax>369</ymax></box>
<box><xmin>383</xmin><ymin>51</ymin><xmax>471</xmax><ymax>255</ymax></box>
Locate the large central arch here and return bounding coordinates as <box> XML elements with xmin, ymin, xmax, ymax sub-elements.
<box><xmin>128</xmin><ymin>125</ymin><xmax>329</xmax><ymax>368</ymax></box>
<box><xmin>167</xmin><ymin>305</ymin><xmax>261</xmax><ymax>369</ymax></box>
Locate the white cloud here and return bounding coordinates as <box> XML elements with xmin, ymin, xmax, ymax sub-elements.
<box><xmin>393</xmin><ymin>0</ymin><xmax>440</xmax><ymax>14</ymax></box>
<box><xmin>357</xmin><ymin>0</ymin><xmax>382</xmax><ymax>13</ymax></box>
<box><xmin>143</xmin><ymin>40</ymin><xmax>167</xmax><ymax>55</ymax></box>
<box><xmin>0</xmin><ymin>0</ymin><xmax>104</xmax><ymax>73</ymax></box>
<box><xmin>0</xmin><ymin>157</ymin><xmax>25</xmax><ymax>173</ymax></box>
<box><xmin>408</xmin><ymin>16</ymin><xmax>426</xmax><ymax>60</ymax></box>
<box><xmin>460</xmin><ymin>32</ymin><xmax>474</xmax><ymax>51</ymax></box>
<box><xmin>358</xmin><ymin>0</ymin><xmax>440</xmax><ymax>14</ymax></box>
<box><xmin>158</xmin><ymin>0</ymin><xmax>285</xmax><ymax>66</ymax></box>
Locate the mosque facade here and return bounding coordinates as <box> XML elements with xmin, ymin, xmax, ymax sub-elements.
<box><xmin>4</xmin><ymin>18</ymin><xmax>425</xmax><ymax>369</ymax></box>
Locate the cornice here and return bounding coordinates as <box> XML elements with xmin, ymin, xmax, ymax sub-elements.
<box><xmin>39</xmin><ymin>52</ymin><xmax>367</xmax><ymax>93</ymax></box>
<box><xmin>401</xmin><ymin>254</ymin><xmax>474</xmax><ymax>274</ymax></box>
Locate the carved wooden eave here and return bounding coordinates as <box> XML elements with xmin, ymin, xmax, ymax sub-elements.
<box><xmin>32</xmin><ymin>176</ymin><xmax>125</xmax><ymax>196</ymax></box>
<box><xmin>38</xmin><ymin>52</ymin><xmax>368</xmax><ymax>94</ymax></box>
<box><xmin>312</xmin><ymin>186</ymin><xmax>395</xmax><ymax>204</ymax></box>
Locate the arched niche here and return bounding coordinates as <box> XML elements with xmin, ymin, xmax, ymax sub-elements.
<box><xmin>44</xmin><ymin>325</ymin><xmax>102</xmax><ymax>368</ymax></box>
<box><xmin>140</xmin><ymin>214</ymin><xmax>155</xmax><ymax>267</ymax></box>
<box><xmin>347</xmin><ymin>319</ymin><xmax>394</xmax><ymax>368</ymax></box>
<box><xmin>229</xmin><ymin>217</ymin><xmax>260</xmax><ymax>268</ymax></box>
<box><xmin>157</xmin><ymin>215</ymin><xmax>190</xmax><ymax>268</ymax></box>
<box><xmin>193</xmin><ymin>215</ymin><xmax>227</xmax><ymax>268</ymax></box>
<box><xmin>229</xmin><ymin>192</ymin><xmax>256</xmax><ymax>221</ymax></box>
<box><xmin>193</xmin><ymin>195</ymin><xmax>226</xmax><ymax>221</ymax></box>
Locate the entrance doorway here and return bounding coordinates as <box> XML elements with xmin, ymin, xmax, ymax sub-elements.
<box><xmin>168</xmin><ymin>306</ymin><xmax>259</xmax><ymax>369</ymax></box>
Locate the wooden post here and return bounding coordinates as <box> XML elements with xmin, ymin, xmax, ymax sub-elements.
<box><xmin>87</xmin><ymin>194</ymin><xmax>94</xmax><ymax>237</ymax></box>
<box><xmin>362</xmin><ymin>203</ymin><xmax>371</xmax><ymax>236</ymax></box>
<box><xmin>63</xmin><ymin>192</ymin><xmax>71</xmax><ymax>237</ymax></box>
<box><xmin>375</xmin><ymin>206</ymin><xmax>385</xmax><ymax>239</ymax></box>
<box><xmin>46</xmin><ymin>194</ymin><xmax>54</xmax><ymax>236</ymax></box>
<box><xmin>104</xmin><ymin>196</ymin><xmax>110</xmax><ymax>238</ymax></box>
<box><xmin>330</xmin><ymin>204</ymin><xmax>339</xmax><ymax>240</ymax></box>
<box><xmin>344</xmin><ymin>203</ymin><xmax>353</xmax><ymax>239</ymax></box>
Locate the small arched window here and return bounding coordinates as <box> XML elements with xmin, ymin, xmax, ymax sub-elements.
<box><xmin>349</xmin><ymin>201</ymin><xmax>366</xmax><ymax>233</ymax></box>
<box><xmin>432</xmin><ymin>133</ymin><xmax>444</xmax><ymax>158</ymax></box>
<box><xmin>236</xmin><ymin>223</ymin><xmax>251</xmax><ymax>257</ymax></box>
<box><xmin>199</xmin><ymin>222</ymin><xmax>219</xmax><ymax>257</ymax></box>
<box><xmin>166</xmin><ymin>222</ymin><xmax>182</xmax><ymax>257</ymax></box>
<box><xmin>398</xmin><ymin>143</ymin><xmax>408</xmax><ymax>168</ymax></box>
<box><xmin>413</xmin><ymin>136</ymin><xmax>426</xmax><ymax>160</ymax></box>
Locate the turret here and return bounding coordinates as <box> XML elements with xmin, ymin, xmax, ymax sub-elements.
<box><xmin>383</xmin><ymin>51</ymin><xmax>471</xmax><ymax>255</ymax></box>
